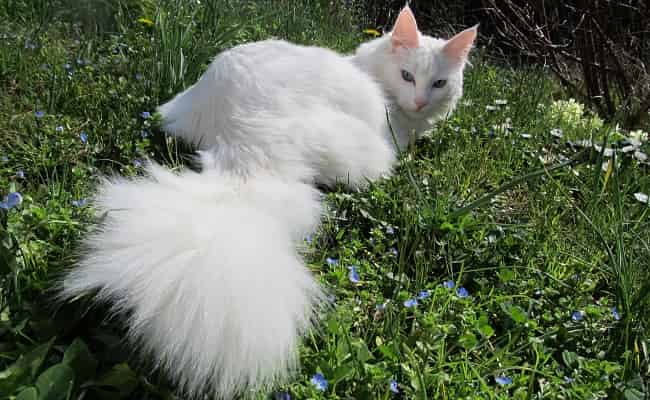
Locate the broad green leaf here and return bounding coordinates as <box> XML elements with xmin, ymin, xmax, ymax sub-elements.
<box><xmin>504</xmin><ymin>304</ymin><xmax>528</xmax><ymax>324</ymax></box>
<box><xmin>459</xmin><ymin>332</ymin><xmax>478</xmax><ymax>349</ymax></box>
<box><xmin>478</xmin><ymin>323</ymin><xmax>495</xmax><ymax>338</ymax></box>
<box><xmin>440</xmin><ymin>222</ymin><xmax>455</xmax><ymax>232</ymax></box>
<box><xmin>497</xmin><ymin>268</ymin><xmax>515</xmax><ymax>283</ymax></box>
<box><xmin>562</xmin><ymin>351</ymin><xmax>579</xmax><ymax>368</ymax></box>
<box><xmin>624</xmin><ymin>388</ymin><xmax>646</xmax><ymax>400</ymax></box>
<box><xmin>62</xmin><ymin>338</ymin><xmax>98</xmax><ymax>383</ymax></box>
<box><xmin>623</xmin><ymin>375</ymin><xmax>646</xmax><ymax>400</ymax></box>
<box><xmin>377</xmin><ymin>343</ymin><xmax>398</xmax><ymax>362</ymax></box>
<box><xmin>16</xmin><ymin>387</ymin><xmax>38</xmax><ymax>400</ymax></box>
<box><xmin>0</xmin><ymin>338</ymin><xmax>54</xmax><ymax>393</ymax></box>
<box><xmin>335</xmin><ymin>340</ymin><xmax>351</xmax><ymax>363</ymax></box>
<box><xmin>35</xmin><ymin>363</ymin><xmax>74</xmax><ymax>400</ymax></box>
<box><xmin>329</xmin><ymin>362</ymin><xmax>355</xmax><ymax>385</ymax></box>
<box><xmin>354</xmin><ymin>340</ymin><xmax>374</xmax><ymax>363</ymax></box>
<box><xmin>477</xmin><ymin>314</ymin><xmax>495</xmax><ymax>338</ymax></box>
<box><xmin>89</xmin><ymin>363</ymin><xmax>138</xmax><ymax>400</ymax></box>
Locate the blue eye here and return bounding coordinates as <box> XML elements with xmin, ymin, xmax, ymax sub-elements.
<box><xmin>432</xmin><ymin>79</ymin><xmax>447</xmax><ymax>88</ymax></box>
<box><xmin>401</xmin><ymin>70</ymin><xmax>415</xmax><ymax>83</ymax></box>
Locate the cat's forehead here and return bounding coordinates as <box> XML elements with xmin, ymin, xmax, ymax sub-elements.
<box><xmin>404</xmin><ymin>37</ymin><xmax>447</xmax><ymax>76</ymax></box>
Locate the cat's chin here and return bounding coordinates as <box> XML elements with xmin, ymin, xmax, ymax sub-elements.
<box><xmin>402</xmin><ymin>108</ymin><xmax>429</xmax><ymax>120</ymax></box>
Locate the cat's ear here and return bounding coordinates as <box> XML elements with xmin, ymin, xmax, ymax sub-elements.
<box><xmin>443</xmin><ymin>25</ymin><xmax>478</xmax><ymax>66</ymax></box>
<box><xmin>391</xmin><ymin>4</ymin><xmax>419</xmax><ymax>50</ymax></box>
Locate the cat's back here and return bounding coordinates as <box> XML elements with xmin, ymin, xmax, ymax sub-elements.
<box><xmin>209</xmin><ymin>39</ymin><xmax>386</xmax><ymax>127</ymax></box>
<box><xmin>158</xmin><ymin>39</ymin><xmax>389</xmax><ymax>154</ymax></box>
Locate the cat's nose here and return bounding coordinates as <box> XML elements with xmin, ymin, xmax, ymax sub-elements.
<box><xmin>415</xmin><ymin>99</ymin><xmax>428</xmax><ymax>111</ymax></box>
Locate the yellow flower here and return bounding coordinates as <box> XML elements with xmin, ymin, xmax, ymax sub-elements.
<box><xmin>363</xmin><ymin>28</ymin><xmax>381</xmax><ymax>37</ymax></box>
<box><xmin>137</xmin><ymin>17</ymin><xmax>154</xmax><ymax>27</ymax></box>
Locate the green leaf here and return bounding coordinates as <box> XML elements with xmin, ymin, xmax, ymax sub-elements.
<box><xmin>0</xmin><ymin>338</ymin><xmax>54</xmax><ymax>393</ymax></box>
<box><xmin>89</xmin><ymin>363</ymin><xmax>138</xmax><ymax>400</ymax></box>
<box><xmin>358</xmin><ymin>208</ymin><xmax>377</xmax><ymax>222</ymax></box>
<box><xmin>16</xmin><ymin>387</ymin><xmax>38</xmax><ymax>400</ymax></box>
<box><xmin>497</xmin><ymin>267</ymin><xmax>515</xmax><ymax>283</ymax></box>
<box><xmin>503</xmin><ymin>303</ymin><xmax>528</xmax><ymax>324</ymax></box>
<box><xmin>477</xmin><ymin>314</ymin><xmax>495</xmax><ymax>338</ymax></box>
<box><xmin>562</xmin><ymin>351</ymin><xmax>579</xmax><ymax>368</ymax></box>
<box><xmin>62</xmin><ymin>338</ymin><xmax>98</xmax><ymax>383</ymax></box>
<box><xmin>35</xmin><ymin>363</ymin><xmax>75</xmax><ymax>400</ymax></box>
<box><xmin>329</xmin><ymin>362</ymin><xmax>355</xmax><ymax>385</ymax></box>
<box><xmin>624</xmin><ymin>388</ymin><xmax>646</xmax><ymax>400</ymax></box>
<box><xmin>459</xmin><ymin>332</ymin><xmax>478</xmax><ymax>349</ymax></box>
<box><xmin>440</xmin><ymin>222</ymin><xmax>455</xmax><ymax>232</ymax></box>
<box><xmin>335</xmin><ymin>340</ymin><xmax>351</xmax><ymax>363</ymax></box>
<box><xmin>623</xmin><ymin>375</ymin><xmax>646</xmax><ymax>400</ymax></box>
<box><xmin>377</xmin><ymin>342</ymin><xmax>399</xmax><ymax>362</ymax></box>
<box><xmin>478</xmin><ymin>323</ymin><xmax>495</xmax><ymax>338</ymax></box>
<box><xmin>353</xmin><ymin>340</ymin><xmax>374</xmax><ymax>363</ymax></box>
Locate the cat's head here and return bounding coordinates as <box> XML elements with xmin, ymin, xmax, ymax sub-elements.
<box><xmin>356</xmin><ymin>5</ymin><xmax>477</xmax><ymax>120</ymax></box>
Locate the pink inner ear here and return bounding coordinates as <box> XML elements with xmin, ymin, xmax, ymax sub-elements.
<box><xmin>391</xmin><ymin>5</ymin><xmax>419</xmax><ymax>49</ymax></box>
<box><xmin>443</xmin><ymin>25</ymin><xmax>478</xmax><ymax>64</ymax></box>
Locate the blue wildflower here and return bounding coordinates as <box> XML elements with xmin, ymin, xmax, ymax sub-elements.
<box><xmin>495</xmin><ymin>375</ymin><xmax>512</xmax><ymax>385</ymax></box>
<box><xmin>310</xmin><ymin>373</ymin><xmax>328</xmax><ymax>392</ymax></box>
<box><xmin>563</xmin><ymin>376</ymin><xmax>574</xmax><ymax>383</ymax></box>
<box><xmin>571</xmin><ymin>310</ymin><xmax>584</xmax><ymax>322</ymax></box>
<box><xmin>63</xmin><ymin>63</ymin><xmax>72</xmax><ymax>70</ymax></box>
<box><xmin>274</xmin><ymin>392</ymin><xmax>291</xmax><ymax>400</ymax></box>
<box><xmin>417</xmin><ymin>290</ymin><xmax>431</xmax><ymax>300</ymax></box>
<box><xmin>386</xmin><ymin>226</ymin><xmax>394</xmax><ymax>235</ymax></box>
<box><xmin>79</xmin><ymin>131</ymin><xmax>88</xmax><ymax>143</ymax></box>
<box><xmin>389</xmin><ymin>379</ymin><xmax>399</xmax><ymax>394</ymax></box>
<box><xmin>7</xmin><ymin>192</ymin><xmax>23</xmax><ymax>208</ymax></box>
<box><xmin>1</xmin><ymin>192</ymin><xmax>23</xmax><ymax>209</ymax></box>
<box><xmin>133</xmin><ymin>159</ymin><xmax>143</xmax><ymax>168</ymax></box>
<box><xmin>72</xmin><ymin>199</ymin><xmax>87</xmax><ymax>207</ymax></box>
<box><xmin>456</xmin><ymin>287</ymin><xmax>469</xmax><ymax>298</ymax></box>
<box><xmin>141</xmin><ymin>111</ymin><xmax>151</xmax><ymax>119</ymax></box>
<box><xmin>15</xmin><ymin>170</ymin><xmax>25</xmax><ymax>179</ymax></box>
<box><xmin>443</xmin><ymin>280</ymin><xmax>455</xmax><ymax>289</ymax></box>
<box><xmin>404</xmin><ymin>298</ymin><xmax>418</xmax><ymax>308</ymax></box>
<box><xmin>55</xmin><ymin>125</ymin><xmax>64</xmax><ymax>132</ymax></box>
<box><xmin>326</xmin><ymin>257</ymin><xmax>338</xmax><ymax>266</ymax></box>
<box><xmin>34</xmin><ymin>110</ymin><xmax>45</xmax><ymax>118</ymax></box>
<box><xmin>611</xmin><ymin>307</ymin><xmax>621</xmax><ymax>321</ymax></box>
<box><xmin>348</xmin><ymin>265</ymin><xmax>360</xmax><ymax>283</ymax></box>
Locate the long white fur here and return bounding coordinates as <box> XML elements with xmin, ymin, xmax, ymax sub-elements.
<box><xmin>62</xmin><ymin>155</ymin><xmax>324</xmax><ymax>399</ymax></box>
<box><xmin>60</xmin><ymin>5</ymin><xmax>476</xmax><ymax>399</ymax></box>
<box><xmin>157</xmin><ymin>39</ymin><xmax>396</xmax><ymax>186</ymax></box>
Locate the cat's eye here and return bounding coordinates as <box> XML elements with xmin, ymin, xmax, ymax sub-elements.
<box><xmin>432</xmin><ymin>79</ymin><xmax>447</xmax><ymax>88</ymax></box>
<box><xmin>401</xmin><ymin>70</ymin><xmax>415</xmax><ymax>83</ymax></box>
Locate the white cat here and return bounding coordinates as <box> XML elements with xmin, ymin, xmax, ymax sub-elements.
<box><xmin>158</xmin><ymin>5</ymin><xmax>476</xmax><ymax>186</ymax></box>
<box><xmin>59</xmin><ymin>5</ymin><xmax>476</xmax><ymax>399</ymax></box>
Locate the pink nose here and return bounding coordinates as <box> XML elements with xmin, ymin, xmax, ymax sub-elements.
<box><xmin>415</xmin><ymin>99</ymin><xmax>428</xmax><ymax>111</ymax></box>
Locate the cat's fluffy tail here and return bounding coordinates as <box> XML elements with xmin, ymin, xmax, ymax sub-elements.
<box><xmin>59</xmin><ymin>157</ymin><xmax>324</xmax><ymax>399</ymax></box>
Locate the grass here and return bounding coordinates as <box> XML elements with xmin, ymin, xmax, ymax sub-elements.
<box><xmin>1</xmin><ymin>0</ymin><xmax>649</xmax><ymax>399</ymax></box>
